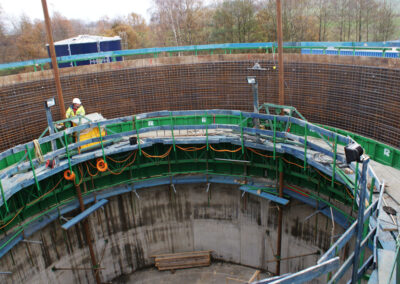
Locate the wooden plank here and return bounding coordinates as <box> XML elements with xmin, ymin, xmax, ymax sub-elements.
<box><xmin>156</xmin><ymin>260</ymin><xmax>210</xmax><ymax>267</ymax></box>
<box><xmin>152</xmin><ymin>250</ymin><xmax>211</xmax><ymax>257</ymax></box>
<box><xmin>248</xmin><ymin>270</ymin><xmax>261</xmax><ymax>282</ymax></box>
<box><xmin>154</xmin><ymin>250</ymin><xmax>211</xmax><ymax>271</ymax></box>
<box><xmin>157</xmin><ymin>263</ymin><xmax>210</xmax><ymax>271</ymax></box>
<box><xmin>157</xmin><ymin>260</ymin><xmax>210</xmax><ymax>266</ymax></box>
<box><xmin>155</xmin><ymin>254</ymin><xmax>210</xmax><ymax>261</ymax></box>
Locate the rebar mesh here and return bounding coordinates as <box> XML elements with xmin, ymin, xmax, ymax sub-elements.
<box><xmin>1</xmin><ymin>54</ymin><xmax>399</xmax><ymax>152</ymax></box>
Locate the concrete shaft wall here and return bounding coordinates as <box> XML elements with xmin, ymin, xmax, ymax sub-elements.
<box><xmin>0</xmin><ymin>183</ymin><xmax>344</xmax><ymax>283</ymax></box>
<box><xmin>1</xmin><ymin>54</ymin><xmax>400</xmax><ymax>152</ymax></box>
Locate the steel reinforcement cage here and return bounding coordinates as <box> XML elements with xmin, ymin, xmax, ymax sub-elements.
<box><xmin>1</xmin><ymin>54</ymin><xmax>400</xmax><ymax>170</ymax></box>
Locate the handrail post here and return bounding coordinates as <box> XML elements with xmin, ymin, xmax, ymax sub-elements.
<box><xmin>331</xmin><ymin>135</ymin><xmax>337</xmax><ymax>188</ymax></box>
<box><xmin>273</xmin><ymin>116</ymin><xmax>277</xmax><ymax>160</ymax></box>
<box><xmin>97</xmin><ymin>123</ymin><xmax>106</xmax><ymax>162</ymax></box>
<box><xmin>304</xmin><ymin>122</ymin><xmax>308</xmax><ymax>170</ymax></box>
<box><xmin>358</xmin><ymin>177</ymin><xmax>375</xmax><ymax>282</ymax></box>
<box><xmin>205</xmin><ymin>112</ymin><xmax>209</xmax><ymax>151</ymax></box>
<box><xmin>353</xmin><ymin>161</ymin><xmax>359</xmax><ymax>211</ymax></box>
<box><xmin>240</xmin><ymin>112</ymin><xmax>244</xmax><ymax>154</ymax></box>
<box><xmin>388</xmin><ymin>235</ymin><xmax>400</xmax><ymax>284</ymax></box>
<box><xmin>63</xmin><ymin>132</ymin><xmax>73</xmax><ymax>174</ymax></box>
<box><xmin>26</xmin><ymin>144</ymin><xmax>41</xmax><ymax>195</ymax></box>
<box><xmin>0</xmin><ymin>179</ymin><xmax>9</xmax><ymax>213</ymax></box>
<box><xmin>135</xmin><ymin>116</ymin><xmax>141</xmax><ymax>156</ymax></box>
<box><xmin>351</xmin><ymin>157</ymin><xmax>370</xmax><ymax>283</ymax></box>
<box><xmin>169</xmin><ymin>112</ymin><xmax>176</xmax><ymax>152</ymax></box>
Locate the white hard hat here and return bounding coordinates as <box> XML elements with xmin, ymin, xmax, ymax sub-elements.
<box><xmin>73</xmin><ymin>98</ymin><xmax>81</xmax><ymax>105</ymax></box>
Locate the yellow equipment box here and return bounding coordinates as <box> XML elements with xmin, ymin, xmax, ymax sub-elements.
<box><xmin>78</xmin><ymin>126</ymin><xmax>106</xmax><ymax>151</ymax></box>
<box><xmin>71</xmin><ymin>113</ymin><xmax>106</xmax><ymax>151</ymax></box>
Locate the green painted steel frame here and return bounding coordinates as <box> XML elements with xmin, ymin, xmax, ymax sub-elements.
<box><xmin>0</xmin><ymin>141</ymin><xmax>356</xmax><ymax>234</ymax></box>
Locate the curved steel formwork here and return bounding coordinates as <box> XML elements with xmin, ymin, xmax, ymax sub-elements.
<box><xmin>0</xmin><ymin>110</ymin><xmax>391</xmax><ymax>283</ymax></box>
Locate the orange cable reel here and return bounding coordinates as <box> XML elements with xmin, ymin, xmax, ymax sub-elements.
<box><xmin>96</xmin><ymin>158</ymin><xmax>108</xmax><ymax>172</ymax></box>
<box><xmin>64</xmin><ymin>169</ymin><xmax>76</xmax><ymax>181</ymax></box>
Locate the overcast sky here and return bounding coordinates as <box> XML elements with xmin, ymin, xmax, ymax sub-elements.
<box><xmin>0</xmin><ymin>0</ymin><xmax>153</xmax><ymax>26</ymax></box>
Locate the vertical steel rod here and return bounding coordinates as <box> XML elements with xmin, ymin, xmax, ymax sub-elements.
<box><xmin>41</xmin><ymin>0</ymin><xmax>66</xmax><ymax>119</ymax></box>
<box><xmin>252</xmin><ymin>82</ymin><xmax>260</xmax><ymax>128</ymax></box>
<box><xmin>276</xmin><ymin>0</ymin><xmax>285</xmax><ymax>107</ymax></box>
<box><xmin>358</xmin><ymin>177</ymin><xmax>375</xmax><ymax>284</ymax></box>
<box><xmin>45</xmin><ymin>103</ymin><xmax>58</xmax><ymax>166</ymax></box>
<box><xmin>276</xmin><ymin>158</ymin><xmax>284</xmax><ymax>275</ymax></box>
<box><xmin>0</xmin><ymin>180</ymin><xmax>9</xmax><ymax>213</ymax></box>
<box><xmin>75</xmin><ymin>184</ymin><xmax>102</xmax><ymax>284</ymax></box>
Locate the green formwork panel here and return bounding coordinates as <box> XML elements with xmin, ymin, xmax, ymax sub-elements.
<box><xmin>1</xmin><ymin>151</ymin><xmax>25</xmax><ymax>170</ymax></box>
<box><xmin>0</xmin><ymin>141</ymin><xmax>53</xmax><ymax>171</ymax></box>
<box><xmin>320</xmin><ymin>124</ymin><xmax>400</xmax><ymax>170</ymax></box>
<box><xmin>106</xmin><ymin>121</ymin><xmax>134</xmax><ymax>133</ymax></box>
<box><xmin>0</xmin><ymin>114</ymin><xmax>246</xmax><ymax>172</ymax></box>
<box><xmin>0</xmin><ymin>142</ymin><xmax>356</xmax><ymax>233</ymax></box>
<box><xmin>289</xmin><ymin>123</ymin><xmax>320</xmax><ymax>139</ymax></box>
<box><xmin>289</xmin><ymin>123</ymin><xmax>305</xmax><ymax>136</ymax></box>
<box><xmin>2</xmin><ymin>112</ymin><xmax>400</xmax><ymax>179</ymax></box>
<box><xmin>289</xmin><ymin>123</ymin><xmax>400</xmax><ymax>170</ymax></box>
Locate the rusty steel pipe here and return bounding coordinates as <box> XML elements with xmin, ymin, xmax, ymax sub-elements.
<box><xmin>75</xmin><ymin>184</ymin><xmax>102</xmax><ymax>284</ymax></box>
<box><xmin>275</xmin><ymin>164</ymin><xmax>284</xmax><ymax>275</ymax></box>
<box><xmin>276</xmin><ymin>0</ymin><xmax>285</xmax><ymax>107</ymax></box>
<box><xmin>275</xmin><ymin>0</ymin><xmax>285</xmax><ymax>275</ymax></box>
<box><xmin>41</xmin><ymin>0</ymin><xmax>66</xmax><ymax>119</ymax></box>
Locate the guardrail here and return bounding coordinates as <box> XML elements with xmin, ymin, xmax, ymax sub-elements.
<box><xmin>289</xmin><ymin>123</ymin><xmax>400</xmax><ymax>170</ymax></box>
<box><xmin>0</xmin><ymin>109</ymin><xmax>381</xmax><ymax>224</ymax></box>
<box><xmin>0</xmin><ymin>109</ymin><xmax>382</xmax><ymax>209</ymax></box>
<box><xmin>0</xmin><ymin>109</ymin><xmax>351</xmax><ymax>177</ymax></box>
<box><xmin>1</xmin><ymin>42</ymin><xmax>400</xmax><ymax>72</ymax></box>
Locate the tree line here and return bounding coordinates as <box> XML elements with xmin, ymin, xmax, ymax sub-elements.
<box><xmin>0</xmin><ymin>0</ymin><xmax>399</xmax><ymax>63</ymax></box>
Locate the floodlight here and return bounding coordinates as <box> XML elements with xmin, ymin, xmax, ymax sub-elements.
<box><xmin>247</xmin><ymin>76</ymin><xmax>257</xmax><ymax>85</ymax></box>
<box><xmin>344</xmin><ymin>142</ymin><xmax>364</xmax><ymax>164</ymax></box>
<box><xmin>45</xmin><ymin>97</ymin><xmax>55</xmax><ymax>108</ymax></box>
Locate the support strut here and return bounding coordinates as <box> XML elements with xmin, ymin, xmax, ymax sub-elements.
<box><xmin>276</xmin><ymin>0</ymin><xmax>285</xmax><ymax>107</ymax></box>
<box><xmin>75</xmin><ymin>184</ymin><xmax>102</xmax><ymax>284</ymax></box>
<box><xmin>41</xmin><ymin>0</ymin><xmax>66</xmax><ymax>119</ymax></box>
<box><xmin>276</xmin><ymin>158</ymin><xmax>284</xmax><ymax>275</ymax></box>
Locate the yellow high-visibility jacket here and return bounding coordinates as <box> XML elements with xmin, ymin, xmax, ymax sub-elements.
<box><xmin>66</xmin><ymin>105</ymin><xmax>85</xmax><ymax>118</ymax></box>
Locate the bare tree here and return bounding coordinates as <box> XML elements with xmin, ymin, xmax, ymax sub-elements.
<box><xmin>281</xmin><ymin>0</ymin><xmax>318</xmax><ymax>41</ymax></box>
<box><xmin>254</xmin><ymin>0</ymin><xmax>276</xmax><ymax>42</ymax></box>
<box><xmin>51</xmin><ymin>11</ymin><xmax>74</xmax><ymax>41</ymax></box>
<box><xmin>211</xmin><ymin>0</ymin><xmax>257</xmax><ymax>43</ymax></box>
<box><xmin>0</xmin><ymin>5</ymin><xmax>10</xmax><ymax>63</ymax></box>
<box><xmin>14</xmin><ymin>15</ymin><xmax>47</xmax><ymax>60</ymax></box>
<box><xmin>150</xmin><ymin>0</ymin><xmax>205</xmax><ymax>46</ymax></box>
<box><xmin>373</xmin><ymin>0</ymin><xmax>397</xmax><ymax>41</ymax></box>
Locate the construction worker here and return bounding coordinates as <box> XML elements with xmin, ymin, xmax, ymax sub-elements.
<box><xmin>66</xmin><ymin>98</ymin><xmax>85</xmax><ymax>118</ymax></box>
